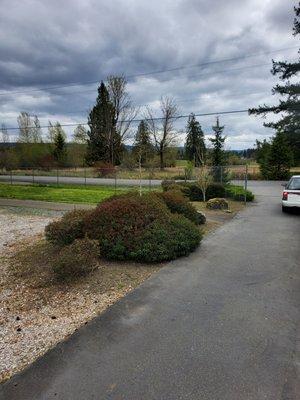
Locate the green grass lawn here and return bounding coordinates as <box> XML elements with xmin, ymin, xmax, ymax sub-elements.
<box><xmin>0</xmin><ymin>183</ymin><xmax>136</xmax><ymax>204</ymax></box>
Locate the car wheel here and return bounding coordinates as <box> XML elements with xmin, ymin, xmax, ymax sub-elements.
<box><xmin>282</xmin><ymin>205</ymin><xmax>288</xmax><ymax>213</ymax></box>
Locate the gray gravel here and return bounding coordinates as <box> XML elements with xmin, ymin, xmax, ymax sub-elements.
<box><xmin>1</xmin><ymin>181</ymin><xmax>299</xmax><ymax>400</ymax></box>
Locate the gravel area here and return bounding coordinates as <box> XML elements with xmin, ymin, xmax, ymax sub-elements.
<box><xmin>0</xmin><ymin>206</ymin><xmax>159</xmax><ymax>383</ymax></box>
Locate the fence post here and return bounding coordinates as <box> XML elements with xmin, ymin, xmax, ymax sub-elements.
<box><xmin>56</xmin><ymin>168</ymin><xmax>59</xmax><ymax>187</ymax></box>
<box><xmin>10</xmin><ymin>170</ymin><xmax>12</xmax><ymax>185</ymax></box>
<box><xmin>84</xmin><ymin>167</ymin><xmax>87</xmax><ymax>187</ymax></box>
<box><xmin>114</xmin><ymin>170</ymin><xmax>117</xmax><ymax>194</ymax></box>
<box><xmin>32</xmin><ymin>168</ymin><xmax>35</xmax><ymax>185</ymax></box>
<box><xmin>244</xmin><ymin>164</ymin><xmax>248</xmax><ymax>205</ymax></box>
<box><xmin>220</xmin><ymin>166</ymin><xmax>223</xmax><ymax>184</ymax></box>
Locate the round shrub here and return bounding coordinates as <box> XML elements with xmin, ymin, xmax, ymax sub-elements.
<box><xmin>132</xmin><ymin>214</ymin><xmax>202</xmax><ymax>262</ymax></box>
<box><xmin>45</xmin><ymin>209</ymin><xmax>91</xmax><ymax>246</ymax></box>
<box><xmin>84</xmin><ymin>193</ymin><xmax>202</xmax><ymax>262</ymax></box>
<box><xmin>206</xmin><ymin>198</ymin><xmax>229</xmax><ymax>210</ymax></box>
<box><xmin>156</xmin><ymin>190</ymin><xmax>205</xmax><ymax>225</ymax></box>
<box><xmin>52</xmin><ymin>238</ymin><xmax>99</xmax><ymax>280</ymax></box>
<box><xmin>197</xmin><ymin>211</ymin><xmax>206</xmax><ymax>224</ymax></box>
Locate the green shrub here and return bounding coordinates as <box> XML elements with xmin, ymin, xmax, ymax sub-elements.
<box><xmin>45</xmin><ymin>209</ymin><xmax>91</xmax><ymax>246</ymax></box>
<box><xmin>161</xmin><ymin>179</ymin><xmax>178</xmax><ymax>191</ymax></box>
<box><xmin>226</xmin><ymin>185</ymin><xmax>254</xmax><ymax>202</ymax></box>
<box><xmin>157</xmin><ymin>190</ymin><xmax>205</xmax><ymax>225</ymax></box>
<box><xmin>206</xmin><ymin>198</ymin><xmax>229</xmax><ymax>210</ymax></box>
<box><xmin>84</xmin><ymin>192</ymin><xmax>202</xmax><ymax>262</ymax></box>
<box><xmin>132</xmin><ymin>214</ymin><xmax>202</xmax><ymax>262</ymax></box>
<box><xmin>52</xmin><ymin>238</ymin><xmax>99</xmax><ymax>280</ymax></box>
<box><xmin>166</xmin><ymin>182</ymin><xmax>226</xmax><ymax>201</ymax></box>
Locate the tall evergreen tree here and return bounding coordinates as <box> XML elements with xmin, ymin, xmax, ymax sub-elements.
<box><xmin>53</xmin><ymin>129</ymin><xmax>67</xmax><ymax>166</ymax></box>
<box><xmin>209</xmin><ymin>117</ymin><xmax>227</xmax><ymax>182</ymax></box>
<box><xmin>133</xmin><ymin>120</ymin><xmax>153</xmax><ymax>164</ymax></box>
<box><xmin>86</xmin><ymin>81</ymin><xmax>122</xmax><ymax>165</ymax></box>
<box><xmin>185</xmin><ymin>113</ymin><xmax>206</xmax><ymax>166</ymax></box>
<box><xmin>249</xmin><ymin>3</ymin><xmax>300</xmax><ymax>165</ymax></box>
<box><xmin>268</xmin><ymin>130</ymin><xmax>293</xmax><ymax>179</ymax></box>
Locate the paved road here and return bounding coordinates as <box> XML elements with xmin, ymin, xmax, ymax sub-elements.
<box><xmin>1</xmin><ymin>181</ymin><xmax>299</xmax><ymax>400</ymax></box>
<box><xmin>0</xmin><ymin>174</ymin><xmax>162</xmax><ymax>187</ymax></box>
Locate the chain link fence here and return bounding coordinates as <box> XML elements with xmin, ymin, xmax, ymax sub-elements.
<box><xmin>0</xmin><ymin>164</ymin><xmax>250</xmax><ymax>201</ymax></box>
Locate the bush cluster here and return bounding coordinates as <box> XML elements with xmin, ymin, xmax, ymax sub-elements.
<box><xmin>53</xmin><ymin>238</ymin><xmax>99</xmax><ymax>280</ymax></box>
<box><xmin>161</xmin><ymin>180</ymin><xmax>254</xmax><ymax>203</ymax></box>
<box><xmin>45</xmin><ymin>209</ymin><xmax>91</xmax><ymax>246</ymax></box>
<box><xmin>45</xmin><ymin>192</ymin><xmax>203</xmax><ymax>269</ymax></box>
<box><xmin>161</xmin><ymin>180</ymin><xmax>226</xmax><ymax>201</ymax></box>
<box><xmin>156</xmin><ymin>190</ymin><xmax>205</xmax><ymax>225</ymax></box>
<box><xmin>84</xmin><ymin>193</ymin><xmax>202</xmax><ymax>262</ymax></box>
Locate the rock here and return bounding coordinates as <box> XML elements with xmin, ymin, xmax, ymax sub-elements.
<box><xmin>206</xmin><ymin>198</ymin><xmax>229</xmax><ymax>210</ymax></box>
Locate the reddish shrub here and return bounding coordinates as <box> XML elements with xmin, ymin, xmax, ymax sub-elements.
<box><xmin>156</xmin><ymin>190</ymin><xmax>205</xmax><ymax>225</ymax></box>
<box><xmin>93</xmin><ymin>161</ymin><xmax>116</xmax><ymax>177</ymax></box>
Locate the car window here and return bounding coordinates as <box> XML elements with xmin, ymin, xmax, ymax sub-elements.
<box><xmin>287</xmin><ymin>177</ymin><xmax>300</xmax><ymax>190</ymax></box>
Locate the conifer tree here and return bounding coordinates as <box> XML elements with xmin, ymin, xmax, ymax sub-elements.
<box><xmin>249</xmin><ymin>3</ymin><xmax>300</xmax><ymax>165</ymax></box>
<box><xmin>53</xmin><ymin>129</ymin><xmax>67</xmax><ymax>166</ymax></box>
<box><xmin>209</xmin><ymin>117</ymin><xmax>227</xmax><ymax>182</ymax></box>
<box><xmin>133</xmin><ymin>120</ymin><xmax>153</xmax><ymax>165</ymax></box>
<box><xmin>86</xmin><ymin>81</ymin><xmax>126</xmax><ymax>165</ymax></box>
<box><xmin>185</xmin><ymin>113</ymin><xmax>206</xmax><ymax>166</ymax></box>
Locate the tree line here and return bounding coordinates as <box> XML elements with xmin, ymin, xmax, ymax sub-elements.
<box><xmin>0</xmin><ymin>75</ymin><xmax>229</xmax><ymax>174</ymax></box>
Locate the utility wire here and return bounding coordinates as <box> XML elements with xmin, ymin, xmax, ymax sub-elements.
<box><xmin>3</xmin><ymin>109</ymin><xmax>249</xmax><ymax>131</ymax></box>
<box><xmin>0</xmin><ymin>61</ymin><xmax>275</xmax><ymax>99</ymax></box>
<box><xmin>0</xmin><ymin>45</ymin><xmax>297</xmax><ymax>97</ymax></box>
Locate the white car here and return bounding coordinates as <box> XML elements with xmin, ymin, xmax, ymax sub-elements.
<box><xmin>282</xmin><ymin>175</ymin><xmax>300</xmax><ymax>212</ymax></box>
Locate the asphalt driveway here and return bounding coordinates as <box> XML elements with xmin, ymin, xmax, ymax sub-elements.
<box><xmin>1</xmin><ymin>181</ymin><xmax>299</xmax><ymax>400</ymax></box>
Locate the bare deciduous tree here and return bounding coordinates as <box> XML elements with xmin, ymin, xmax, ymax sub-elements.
<box><xmin>107</xmin><ymin>75</ymin><xmax>139</xmax><ymax>141</ymax></box>
<box><xmin>197</xmin><ymin>165</ymin><xmax>212</xmax><ymax>202</ymax></box>
<box><xmin>146</xmin><ymin>96</ymin><xmax>179</xmax><ymax>170</ymax></box>
<box><xmin>1</xmin><ymin>123</ymin><xmax>9</xmax><ymax>143</ymax></box>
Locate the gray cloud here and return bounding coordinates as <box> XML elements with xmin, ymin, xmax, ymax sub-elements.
<box><xmin>0</xmin><ymin>0</ymin><xmax>297</xmax><ymax>148</ymax></box>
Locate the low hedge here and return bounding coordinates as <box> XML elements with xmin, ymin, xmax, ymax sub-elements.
<box><xmin>161</xmin><ymin>180</ymin><xmax>226</xmax><ymax>201</ymax></box>
<box><xmin>45</xmin><ymin>209</ymin><xmax>91</xmax><ymax>246</ymax></box>
<box><xmin>161</xmin><ymin>180</ymin><xmax>254</xmax><ymax>202</ymax></box>
<box><xmin>156</xmin><ymin>190</ymin><xmax>205</xmax><ymax>225</ymax></box>
<box><xmin>225</xmin><ymin>185</ymin><xmax>254</xmax><ymax>202</ymax></box>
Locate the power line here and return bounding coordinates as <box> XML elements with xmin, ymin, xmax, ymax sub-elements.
<box><xmin>0</xmin><ymin>61</ymin><xmax>275</xmax><ymax>99</ymax></box>
<box><xmin>21</xmin><ymin>89</ymin><xmax>275</xmax><ymax>117</ymax></box>
<box><xmin>0</xmin><ymin>45</ymin><xmax>297</xmax><ymax>97</ymax></box>
<box><xmin>3</xmin><ymin>108</ymin><xmax>249</xmax><ymax>131</ymax></box>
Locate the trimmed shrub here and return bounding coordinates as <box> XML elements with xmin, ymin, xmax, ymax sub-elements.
<box><xmin>226</xmin><ymin>185</ymin><xmax>254</xmax><ymax>202</ymax></box>
<box><xmin>206</xmin><ymin>198</ymin><xmax>229</xmax><ymax>210</ymax></box>
<box><xmin>131</xmin><ymin>214</ymin><xmax>202</xmax><ymax>263</ymax></box>
<box><xmin>52</xmin><ymin>238</ymin><xmax>99</xmax><ymax>280</ymax></box>
<box><xmin>157</xmin><ymin>190</ymin><xmax>205</xmax><ymax>225</ymax></box>
<box><xmin>45</xmin><ymin>209</ymin><xmax>91</xmax><ymax>246</ymax></box>
<box><xmin>84</xmin><ymin>193</ymin><xmax>202</xmax><ymax>262</ymax></box>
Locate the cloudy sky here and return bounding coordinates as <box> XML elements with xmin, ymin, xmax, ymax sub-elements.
<box><xmin>0</xmin><ymin>0</ymin><xmax>298</xmax><ymax>148</ymax></box>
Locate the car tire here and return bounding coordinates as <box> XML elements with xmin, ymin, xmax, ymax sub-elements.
<box><xmin>282</xmin><ymin>205</ymin><xmax>288</xmax><ymax>213</ymax></box>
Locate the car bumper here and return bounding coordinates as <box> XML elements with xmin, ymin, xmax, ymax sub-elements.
<box><xmin>282</xmin><ymin>200</ymin><xmax>300</xmax><ymax>208</ymax></box>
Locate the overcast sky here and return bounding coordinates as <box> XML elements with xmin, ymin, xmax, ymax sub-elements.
<box><xmin>0</xmin><ymin>0</ymin><xmax>297</xmax><ymax>149</ymax></box>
